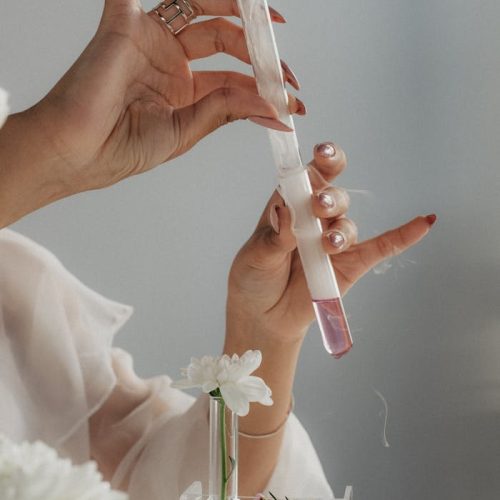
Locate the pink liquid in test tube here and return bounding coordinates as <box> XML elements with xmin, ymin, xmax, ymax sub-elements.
<box><xmin>313</xmin><ymin>298</ymin><xmax>353</xmax><ymax>359</ymax></box>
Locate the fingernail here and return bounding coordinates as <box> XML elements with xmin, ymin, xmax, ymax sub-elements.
<box><xmin>269</xmin><ymin>7</ymin><xmax>287</xmax><ymax>23</ymax></box>
<box><xmin>315</xmin><ymin>142</ymin><xmax>336</xmax><ymax>158</ymax></box>
<box><xmin>295</xmin><ymin>97</ymin><xmax>307</xmax><ymax>116</ymax></box>
<box><xmin>248</xmin><ymin>116</ymin><xmax>294</xmax><ymax>132</ymax></box>
<box><xmin>281</xmin><ymin>59</ymin><xmax>301</xmax><ymax>90</ymax></box>
<box><xmin>270</xmin><ymin>204</ymin><xmax>280</xmax><ymax>234</ymax></box>
<box><xmin>317</xmin><ymin>191</ymin><xmax>335</xmax><ymax>209</ymax></box>
<box><xmin>425</xmin><ymin>214</ymin><xmax>438</xmax><ymax>226</ymax></box>
<box><xmin>328</xmin><ymin>231</ymin><xmax>345</xmax><ymax>248</ymax></box>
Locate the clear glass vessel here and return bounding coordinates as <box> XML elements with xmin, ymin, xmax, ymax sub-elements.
<box><xmin>209</xmin><ymin>396</ymin><xmax>239</xmax><ymax>500</ymax></box>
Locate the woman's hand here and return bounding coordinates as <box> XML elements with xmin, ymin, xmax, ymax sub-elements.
<box><xmin>0</xmin><ymin>0</ymin><xmax>303</xmax><ymax>227</ymax></box>
<box><xmin>227</xmin><ymin>141</ymin><xmax>437</xmax><ymax>344</ymax></box>
<box><xmin>225</xmin><ymin>141</ymin><xmax>436</xmax><ymax>495</ymax></box>
<box><xmin>33</xmin><ymin>0</ymin><xmax>306</xmax><ymax>191</ymax></box>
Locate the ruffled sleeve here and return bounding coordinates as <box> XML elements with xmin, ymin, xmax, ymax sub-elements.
<box><xmin>0</xmin><ymin>229</ymin><xmax>334</xmax><ymax>499</ymax></box>
<box><xmin>0</xmin><ymin>228</ymin><xmax>132</xmax><ymax>462</ymax></box>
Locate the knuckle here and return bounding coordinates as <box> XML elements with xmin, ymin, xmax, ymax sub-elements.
<box><xmin>344</xmin><ymin>218</ymin><xmax>358</xmax><ymax>241</ymax></box>
<box><xmin>394</xmin><ymin>227</ymin><xmax>409</xmax><ymax>254</ymax></box>
<box><xmin>334</xmin><ymin>187</ymin><xmax>350</xmax><ymax>208</ymax></box>
<box><xmin>211</xmin><ymin>87</ymin><xmax>234</xmax><ymax>126</ymax></box>
<box><xmin>376</xmin><ymin>234</ymin><xmax>397</xmax><ymax>258</ymax></box>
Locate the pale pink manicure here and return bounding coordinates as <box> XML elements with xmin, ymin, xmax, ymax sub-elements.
<box><xmin>248</xmin><ymin>116</ymin><xmax>293</xmax><ymax>132</ymax></box>
<box><xmin>318</xmin><ymin>192</ymin><xmax>335</xmax><ymax>209</ymax></box>
<box><xmin>281</xmin><ymin>59</ymin><xmax>300</xmax><ymax>90</ymax></box>
<box><xmin>269</xmin><ymin>7</ymin><xmax>287</xmax><ymax>23</ymax></box>
<box><xmin>315</xmin><ymin>142</ymin><xmax>336</xmax><ymax>158</ymax></box>
<box><xmin>328</xmin><ymin>231</ymin><xmax>345</xmax><ymax>248</ymax></box>
<box><xmin>295</xmin><ymin>97</ymin><xmax>307</xmax><ymax>116</ymax></box>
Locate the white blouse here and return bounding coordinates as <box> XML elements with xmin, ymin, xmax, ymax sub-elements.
<box><xmin>0</xmin><ymin>229</ymin><xmax>334</xmax><ymax>499</ymax></box>
<box><xmin>0</xmin><ymin>89</ymin><xmax>333</xmax><ymax>499</ymax></box>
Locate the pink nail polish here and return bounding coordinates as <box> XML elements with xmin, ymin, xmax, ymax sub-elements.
<box><xmin>270</xmin><ymin>204</ymin><xmax>280</xmax><ymax>234</ymax></box>
<box><xmin>315</xmin><ymin>142</ymin><xmax>336</xmax><ymax>158</ymax></box>
<box><xmin>248</xmin><ymin>116</ymin><xmax>294</xmax><ymax>132</ymax></box>
<box><xmin>318</xmin><ymin>192</ymin><xmax>335</xmax><ymax>209</ymax></box>
<box><xmin>269</xmin><ymin>6</ymin><xmax>287</xmax><ymax>23</ymax></box>
<box><xmin>295</xmin><ymin>97</ymin><xmax>307</xmax><ymax>116</ymax></box>
<box><xmin>281</xmin><ymin>59</ymin><xmax>300</xmax><ymax>90</ymax></box>
<box><xmin>328</xmin><ymin>231</ymin><xmax>345</xmax><ymax>248</ymax></box>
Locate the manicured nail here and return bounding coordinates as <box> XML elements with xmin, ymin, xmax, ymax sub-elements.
<box><xmin>248</xmin><ymin>116</ymin><xmax>293</xmax><ymax>132</ymax></box>
<box><xmin>328</xmin><ymin>231</ymin><xmax>345</xmax><ymax>248</ymax></box>
<box><xmin>281</xmin><ymin>60</ymin><xmax>301</xmax><ymax>90</ymax></box>
<box><xmin>317</xmin><ymin>191</ymin><xmax>335</xmax><ymax>209</ymax></box>
<box><xmin>270</xmin><ymin>204</ymin><xmax>280</xmax><ymax>234</ymax></box>
<box><xmin>294</xmin><ymin>97</ymin><xmax>307</xmax><ymax>116</ymax></box>
<box><xmin>269</xmin><ymin>7</ymin><xmax>287</xmax><ymax>23</ymax></box>
<box><xmin>315</xmin><ymin>142</ymin><xmax>336</xmax><ymax>158</ymax></box>
<box><xmin>425</xmin><ymin>214</ymin><xmax>438</xmax><ymax>226</ymax></box>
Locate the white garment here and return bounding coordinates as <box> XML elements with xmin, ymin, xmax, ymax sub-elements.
<box><xmin>0</xmin><ymin>229</ymin><xmax>333</xmax><ymax>499</ymax></box>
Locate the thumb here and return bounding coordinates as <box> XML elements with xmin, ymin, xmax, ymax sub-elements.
<box><xmin>170</xmin><ymin>88</ymin><xmax>290</xmax><ymax>158</ymax></box>
<box><xmin>242</xmin><ymin>201</ymin><xmax>297</xmax><ymax>271</ymax></box>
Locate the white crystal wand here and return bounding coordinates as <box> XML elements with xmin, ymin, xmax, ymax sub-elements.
<box><xmin>236</xmin><ymin>0</ymin><xmax>353</xmax><ymax>358</ymax></box>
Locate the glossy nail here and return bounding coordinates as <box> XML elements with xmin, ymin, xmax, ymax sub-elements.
<box><xmin>315</xmin><ymin>142</ymin><xmax>336</xmax><ymax>158</ymax></box>
<box><xmin>248</xmin><ymin>116</ymin><xmax>294</xmax><ymax>132</ymax></box>
<box><xmin>328</xmin><ymin>231</ymin><xmax>345</xmax><ymax>248</ymax></box>
<box><xmin>269</xmin><ymin>7</ymin><xmax>287</xmax><ymax>23</ymax></box>
<box><xmin>270</xmin><ymin>204</ymin><xmax>280</xmax><ymax>234</ymax></box>
<box><xmin>426</xmin><ymin>214</ymin><xmax>438</xmax><ymax>226</ymax></box>
<box><xmin>295</xmin><ymin>97</ymin><xmax>307</xmax><ymax>116</ymax></box>
<box><xmin>281</xmin><ymin>59</ymin><xmax>301</xmax><ymax>90</ymax></box>
<box><xmin>318</xmin><ymin>192</ymin><xmax>335</xmax><ymax>209</ymax></box>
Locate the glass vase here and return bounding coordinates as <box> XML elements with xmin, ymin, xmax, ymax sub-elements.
<box><xmin>208</xmin><ymin>396</ymin><xmax>238</xmax><ymax>500</ymax></box>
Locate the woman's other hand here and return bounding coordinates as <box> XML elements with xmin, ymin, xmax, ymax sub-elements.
<box><xmin>33</xmin><ymin>0</ymin><xmax>304</xmax><ymax>190</ymax></box>
<box><xmin>3</xmin><ymin>0</ymin><xmax>301</xmax><ymax>200</ymax></box>
<box><xmin>227</xmin><ymin>141</ymin><xmax>437</xmax><ymax>344</ymax></box>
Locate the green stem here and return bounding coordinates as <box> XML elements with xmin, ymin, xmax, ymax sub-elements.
<box><xmin>219</xmin><ymin>397</ymin><xmax>228</xmax><ymax>500</ymax></box>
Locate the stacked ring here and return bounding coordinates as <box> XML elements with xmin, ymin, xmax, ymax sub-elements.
<box><xmin>153</xmin><ymin>0</ymin><xmax>195</xmax><ymax>35</ymax></box>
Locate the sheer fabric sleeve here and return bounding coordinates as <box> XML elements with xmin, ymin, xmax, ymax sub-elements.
<box><xmin>0</xmin><ymin>229</ymin><xmax>334</xmax><ymax>498</ymax></box>
<box><xmin>0</xmin><ymin>228</ymin><xmax>132</xmax><ymax>462</ymax></box>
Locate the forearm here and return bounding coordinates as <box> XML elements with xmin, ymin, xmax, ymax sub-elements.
<box><xmin>0</xmin><ymin>107</ymin><xmax>69</xmax><ymax>228</ymax></box>
<box><xmin>224</xmin><ymin>310</ymin><xmax>306</xmax><ymax>495</ymax></box>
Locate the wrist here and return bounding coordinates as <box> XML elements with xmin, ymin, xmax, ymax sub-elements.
<box><xmin>0</xmin><ymin>105</ymin><xmax>71</xmax><ymax>227</ymax></box>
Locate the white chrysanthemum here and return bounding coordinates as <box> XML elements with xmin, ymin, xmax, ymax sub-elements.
<box><xmin>0</xmin><ymin>435</ymin><xmax>128</xmax><ymax>500</ymax></box>
<box><xmin>172</xmin><ymin>350</ymin><xmax>273</xmax><ymax>416</ymax></box>
<box><xmin>0</xmin><ymin>88</ymin><xmax>9</xmax><ymax>129</ymax></box>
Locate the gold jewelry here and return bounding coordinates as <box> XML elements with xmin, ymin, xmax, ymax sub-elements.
<box><xmin>153</xmin><ymin>0</ymin><xmax>195</xmax><ymax>35</ymax></box>
<box><xmin>238</xmin><ymin>394</ymin><xmax>295</xmax><ymax>440</ymax></box>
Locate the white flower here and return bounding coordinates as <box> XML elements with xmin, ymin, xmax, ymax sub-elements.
<box><xmin>0</xmin><ymin>88</ymin><xmax>9</xmax><ymax>129</ymax></box>
<box><xmin>0</xmin><ymin>435</ymin><xmax>128</xmax><ymax>500</ymax></box>
<box><xmin>172</xmin><ymin>350</ymin><xmax>273</xmax><ymax>416</ymax></box>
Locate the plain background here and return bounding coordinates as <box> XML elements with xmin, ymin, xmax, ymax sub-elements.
<box><xmin>2</xmin><ymin>1</ymin><xmax>500</xmax><ymax>498</ymax></box>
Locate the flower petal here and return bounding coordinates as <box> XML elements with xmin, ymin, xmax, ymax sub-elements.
<box><xmin>236</xmin><ymin>376</ymin><xmax>273</xmax><ymax>406</ymax></box>
<box><xmin>171</xmin><ymin>378</ymin><xmax>201</xmax><ymax>390</ymax></box>
<box><xmin>220</xmin><ymin>383</ymin><xmax>251</xmax><ymax>416</ymax></box>
<box><xmin>201</xmin><ymin>380</ymin><xmax>219</xmax><ymax>393</ymax></box>
<box><xmin>239</xmin><ymin>350</ymin><xmax>263</xmax><ymax>377</ymax></box>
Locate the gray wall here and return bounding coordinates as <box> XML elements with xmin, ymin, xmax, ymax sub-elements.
<box><xmin>2</xmin><ymin>1</ymin><xmax>499</xmax><ymax>498</ymax></box>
